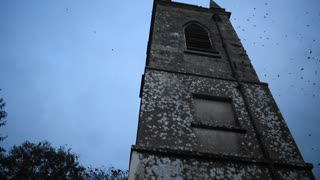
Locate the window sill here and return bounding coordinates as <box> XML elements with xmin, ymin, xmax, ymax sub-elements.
<box><xmin>191</xmin><ymin>121</ymin><xmax>246</xmax><ymax>134</ymax></box>
<box><xmin>184</xmin><ymin>49</ymin><xmax>221</xmax><ymax>58</ymax></box>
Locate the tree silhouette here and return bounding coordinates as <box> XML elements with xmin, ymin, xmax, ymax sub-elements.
<box><xmin>0</xmin><ymin>141</ymin><xmax>86</xmax><ymax>179</ymax></box>
<box><xmin>0</xmin><ymin>90</ymin><xmax>7</xmax><ymax>154</ymax></box>
<box><xmin>0</xmin><ymin>141</ymin><xmax>128</xmax><ymax>179</ymax></box>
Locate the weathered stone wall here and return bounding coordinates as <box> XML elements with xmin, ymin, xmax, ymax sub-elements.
<box><xmin>131</xmin><ymin>69</ymin><xmax>313</xmax><ymax>179</ymax></box>
<box><xmin>136</xmin><ymin>69</ymin><xmax>304</xmax><ymax>162</ymax></box>
<box><xmin>129</xmin><ymin>151</ymin><xmax>315</xmax><ymax>179</ymax></box>
<box><xmin>129</xmin><ymin>1</ymin><xmax>315</xmax><ymax>179</ymax></box>
<box><xmin>148</xmin><ymin>3</ymin><xmax>259</xmax><ymax>82</ymax></box>
<box><xmin>137</xmin><ymin>70</ymin><xmax>262</xmax><ymax>156</ymax></box>
<box><xmin>243</xmin><ymin>83</ymin><xmax>305</xmax><ymax>164</ymax></box>
<box><xmin>129</xmin><ymin>151</ymin><xmax>272</xmax><ymax>180</ymax></box>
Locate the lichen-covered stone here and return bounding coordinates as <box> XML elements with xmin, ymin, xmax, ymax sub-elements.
<box><xmin>137</xmin><ymin>70</ymin><xmax>262</xmax><ymax>157</ymax></box>
<box><xmin>129</xmin><ymin>0</ymin><xmax>315</xmax><ymax>179</ymax></box>
<box><xmin>129</xmin><ymin>151</ymin><xmax>272</xmax><ymax>180</ymax></box>
<box><xmin>243</xmin><ymin>83</ymin><xmax>304</xmax><ymax>163</ymax></box>
<box><xmin>148</xmin><ymin>3</ymin><xmax>259</xmax><ymax>82</ymax></box>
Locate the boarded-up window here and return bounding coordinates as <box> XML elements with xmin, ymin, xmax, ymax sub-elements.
<box><xmin>193</xmin><ymin>128</ymin><xmax>241</xmax><ymax>153</ymax></box>
<box><xmin>193</xmin><ymin>97</ymin><xmax>236</xmax><ymax>126</ymax></box>
<box><xmin>185</xmin><ymin>24</ymin><xmax>214</xmax><ymax>52</ymax></box>
<box><xmin>192</xmin><ymin>95</ymin><xmax>242</xmax><ymax>154</ymax></box>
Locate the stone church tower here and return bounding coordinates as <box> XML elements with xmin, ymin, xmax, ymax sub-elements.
<box><xmin>128</xmin><ymin>0</ymin><xmax>315</xmax><ymax>179</ymax></box>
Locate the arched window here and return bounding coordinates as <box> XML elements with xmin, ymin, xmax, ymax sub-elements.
<box><xmin>185</xmin><ymin>24</ymin><xmax>214</xmax><ymax>53</ymax></box>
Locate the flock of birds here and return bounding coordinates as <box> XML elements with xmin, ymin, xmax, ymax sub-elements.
<box><xmin>230</xmin><ymin>1</ymin><xmax>320</xmax><ymax>172</ymax></box>
<box><xmin>231</xmin><ymin>2</ymin><xmax>319</xmax><ymax>100</ymax></box>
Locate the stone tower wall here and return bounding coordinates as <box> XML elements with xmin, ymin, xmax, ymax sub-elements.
<box><xmin>129</xmin><ymin>1</ymin><xmax>315</xmax><ymax>179</ymax></box>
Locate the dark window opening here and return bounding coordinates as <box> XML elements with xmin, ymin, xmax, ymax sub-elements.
<box><xmin>185</xmin><ymin>24</ymin><xmax>215</xmax><ymax>53</ymax></box>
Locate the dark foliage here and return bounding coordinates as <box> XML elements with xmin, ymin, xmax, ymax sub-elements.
<box><xmin>0</xmin><ymin>94</ymin><xmax>7</xmax><ymax>138</ymax></box>
<box><xmin>0</xmin><ymin>141</ymin><xmax>128</xmax><ymax>180</ymax></box>
<box><xmin>0</xmin><ymin>141</ymin><xmax>86</xmax><ymax>179</ymax></box>
<box><xmin>84</xmin><ymin>167</ymin><xmax>128</xmax><ymax>180</ymax></box>
<box><xmin>0</xmin><ymin>91</ymin><xmax>7</xmax><ymax>154</ymax></box>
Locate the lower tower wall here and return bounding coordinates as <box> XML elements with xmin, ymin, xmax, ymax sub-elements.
<box><xmin>129</xmin><ymin>150</ymin><xmax>314</xmax><ymax>179</ymax></box>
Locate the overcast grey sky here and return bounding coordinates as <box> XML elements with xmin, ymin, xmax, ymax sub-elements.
<box><xmin>0</xmin><ymin>0</ymin><xmax>319</xmax><ymax>177</ymax></box>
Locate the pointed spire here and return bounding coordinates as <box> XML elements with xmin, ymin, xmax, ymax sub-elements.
<box><xmin>210</xmin><ymin>0</ymin><xmax>221</xmax><ymax>9</ymax></box>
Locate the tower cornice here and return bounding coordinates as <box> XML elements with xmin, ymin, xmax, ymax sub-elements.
<box><xmin>155</xmin><ymin>0</ymin><xmax>231</xmax><ymax>18</ymax></box>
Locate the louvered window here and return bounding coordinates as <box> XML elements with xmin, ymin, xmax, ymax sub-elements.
<box><xmin>185</xmin><ymin>24</ymin><xmax>214</xmax><ymax>53</ymax></box>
